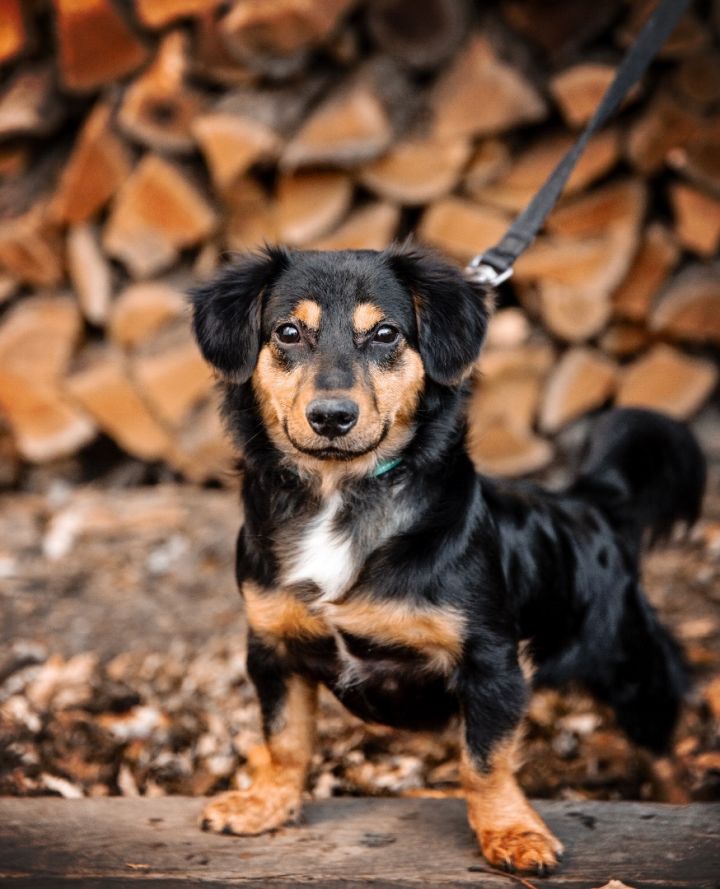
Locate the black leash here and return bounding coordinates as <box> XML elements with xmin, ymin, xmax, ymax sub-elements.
<box><xmin>466</xmin><ymin>0</ymin><xmax>694</xmax><ymax>289</ymax></box>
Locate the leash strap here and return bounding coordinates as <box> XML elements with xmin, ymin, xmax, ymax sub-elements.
<box><xmin>466</xmin><ymin>0</ymin><xmax>694</xmax><ymax>288</ymax></box>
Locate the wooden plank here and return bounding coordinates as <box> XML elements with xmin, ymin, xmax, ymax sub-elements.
<box><xmin>0</xmin><ymin>797</ymin><xmax>718</xmax><ymax>888</ymax></box>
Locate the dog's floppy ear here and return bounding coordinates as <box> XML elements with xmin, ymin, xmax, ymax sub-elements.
<box><xmin>190</xmin><ymin>246</ymin><xmax>289</xmax><ymax>382</ymax></box>
<box><xmin>385</xmin><ymin>246</ymin><xmax>491</xmax><ymax>386</ymax></box>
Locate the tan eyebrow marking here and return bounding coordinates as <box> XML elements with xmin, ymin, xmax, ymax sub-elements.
<box><xmin>294</xmin><ymin>299</ymin><xmax>321</xmax><ymax>330</ymax></box>
<box><xmin>353</xmin><ymin>302</ymin><xmax>383</xmax><ymax>333</ymax></box>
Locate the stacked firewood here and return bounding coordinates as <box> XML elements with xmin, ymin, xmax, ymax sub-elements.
<box><xmin>0</xmin><ymin>0</ymin><xmax>718</xmax><ymax>482</ymax></box>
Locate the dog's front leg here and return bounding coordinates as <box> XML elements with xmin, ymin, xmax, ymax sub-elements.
<box><xmin>459</xmin><ymin>640</ymin><xmax>563</xmax><ymax>874</ymax></box>
<box><xmin>201</xmin><ymin>632</ymin><xmax>317</xmax><ymax>835</ymax></box>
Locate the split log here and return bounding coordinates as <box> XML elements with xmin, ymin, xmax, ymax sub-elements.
<box><xmin>468</xmin><ymin>417</ymin><xmax>553</xmax><ymax>478</ymax></box>
<box><xmin>0</xmin><ymin>295</ymin><xmax>81</xmax><ymax>382</ymax></box>
<box><xmin>0</xmin><ymin>65</ymin><xmax>62</xmax><ymax>139</ymax></box>
<box><xmin>0</xmin><ymin>202</ymin><xmax>64</xmax><ymax>287</ymax></box>
<box><xmin>612</xmin><ymin>223</ymin><xmax>679</xmax><ymax>321</ymax></box>
<box><xmin>0</xmin><ymin>274</ymin><xmax>17</xmax><ymax>304</ymax></box>
<box><xmin>367</xmin><ymin>0</ymin><xmax>467</xmax><ymax>69</ymax></box>
<box><xmin>192</xmin><ymin>113</ymin><xmax>281</xmax><ymax>192</ymax></box>
<box><xmin>0</xmin><ymin>0</ymin><xmax>26</xmax><ymax>65</ymax></box>
<box><xmin>539</xmin><ymin>347</ymin><xmax>617</xmax><ymax>434</ymax></box>
<box><xmin>484</xmin><ymin>308</ymin><xmax>530</xmax><ymax>351</ymax></box>
<box><xmin>52</xmin><ymin>0</ymin><xmax>150</xmax><ymax>92</ymax></box>
<box><xmin>667</xmin><ymin>122</ymin><xmax>720</xmax><ymax>196</ymax></box>
<box><xmin>219</xmin><ymin>0</ymin><xmax>354</xmax><ymax>77</ymax></box>
<box><xmin>135</xmin><ymin>0</ymin><xmax>221</xmax><ymax>29</ymax></box>
<box><xmin>672</xmin><ymin>51</ymin><xmax>720</xmax><ymax>110</ymax></box>
<box><xmin>616</xmin><ymin>344</ymin><xmax>717</xmax><ymax>420</ymax></box>
<box><xmin>670</xmin><ymin>183</ymin><xmax>720</xmax><ymax>257</ymax></box>
<box><xmin>103</xmin><ymin>155</ymin><xmax>217</xmax><ymax>278</ymax></box>
<box><xmin>359</xmin><ymin>134</ymin><xmax>471</xmax><ymax>205</ymax></box>
<box><xmin>192</xmin><ymin>10</ymin><xmax>256</xmax><ymax>86</ymax></box>
<box><xmin>545</xmin><ymin>178</ymin><xmax>646</xmax><ymax>239</ymax></box>
<box><xmin>467</xmin><ymin>129</ymin><xmax>620</xmax><ymax>212</ymax></box>
<box><xmin>618</xmin><ymin>4</ymin><xmax>709</xmax><ymax>60</ymax></box>
<box><xmin>550</xmin><ymin>63</ymin><xmax>623</xmax><ymax>128</ymax></box>
<box><xmin>50</xmin><ymin>102</ymin><xmax>132</xmax><ymax>226</ymax></box>
<box><xmin>66</xmin><ymin>348</ymin><xmax>173</xmax><ymax>461</ymax></box>
<box><xmin>0</xmin><ymin>371</ymin><xmax>96</xmax><ymax>463</ymax></box>
<box><xmin>469</xmin><ymin>370</ymin><xmax>541</xmax><ymax>433</ymax></box>
<box><xmin>132</xmin><ymin>329</ymin><xmax>214</xmax><ymax>428</ymax></box>
<box><xmin>537</xmin><ymin>282</ymin><xmax>614</xmax><ymax>343</ymax></box>
<box><xmin>276</xmin><ymin>171</ymin><xmax>353</xmax><ymax>246</ymax></box>
<box><xmin>109</xmin><ymin>281</ymin><xmax>186</xmax><ymax>350</ymax></box>
<box><xmin>311</xmin><ymin>201</ymin><xmax>399</xmax><ymax>251</ymax></box>
<box><xmin>500</xmin><ymin>0</ymin><xmax>620</xmax><ymax>57</ymax></box>
<box><xmin>463</xmin><ymin>139</ymin><xmax>511</xmax><ymax>194</ymax></box>
<box><xmin>283</xmin><ymin>78</ymin><xmax>392</xmax><ymax>168</ymax></box>
<box><xmin>418</xmin><ymin>197</ymin><xmax>511</xmax><ymax>264</ymax></box>
<box><xmin>650</xmin><ymin>265</ymin><xmax>720</xmax><ymax>346</ymax></box>
<box><xmin>223</xmin><ymin>177</ymin><xmax>277</xmax><ymax>251</ymax></box>
<box><xmin>478</xmin><ymin>341</ymin><xmax>555</xmax><ymax>383</ymax></box>
<box><xmin>599</xmin><ymin>323</ymin><xmax>651</xmax><ymax>357</ymax></box>
<box><xmin>67</xmin><ymin>224</ymin><xmax>113</xmax><ymax>326</ymax></box>
<box><xmin>430</xmin><ymin>35</ymin><xmax>546</xmax><ymax>140</ymax></box>
<box><xmin>627</xmin><ymin>93</ymin><xmax>702</xmax><ymax>175</ymax></box>
<box><xmin>118</xmin><ymin>31</ymin><xmax>206</xmax><ymax>154</ymax></box>
<box><xmin>168</xmin><ymin>398</ymin><xmax>234</xmax><ymax>482</ymax></box>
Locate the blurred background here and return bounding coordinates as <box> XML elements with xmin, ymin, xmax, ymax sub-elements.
<box><xmin>0</xmin><ymin>0</ymin><xmax>718</xmax><ymax>805</ymax></box>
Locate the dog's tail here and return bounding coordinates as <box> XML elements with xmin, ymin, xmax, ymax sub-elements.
<box><xmin>571</xmin><ymin>407</ymin><xmax>706</xmax><ymax>548</ymax></box>
<box><xmin>564</xmin><ymin>408</ymin><xmax>705</xmax><ymax>752</ymax></box>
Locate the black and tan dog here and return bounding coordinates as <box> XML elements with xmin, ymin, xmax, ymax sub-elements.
<box><xmin>190</xmin><ymin>244</ymin><xmax>705</xmax><ymax>874</ymax></box>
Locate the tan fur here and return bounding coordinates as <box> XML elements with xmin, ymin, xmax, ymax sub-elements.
<box><xmin>200</xmin><ymin>676</ymin><xmax>317</xmax><ymax>836</ymax></box>
<box><xmin>326</xmin><ymin>596</ymin><xmax>464</xmax><ymax>674</ymax></box>
<box><xmin>243</xmin><ymin>581</ymin><xmax>329</xmax><ymax>640</ymax></box>
<box><xmin>294</xmin><ymin>299</ymin><xmax>321</xmax><ymax>330</ymax></box>
<box><xmin>461</xmin><ymin>730</ymin><xmax>563</xmax><ymax>872</ymax></box>
<box><xmin>353</xmin><ymin>302</ymin><xmax>384</xmax><ymax>333</ymax></box>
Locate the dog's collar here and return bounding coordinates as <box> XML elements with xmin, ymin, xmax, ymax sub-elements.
<box><xmin>373</xmin><ymin>457</ymin><xmax>402</xmax><ymax>478</ymax></box>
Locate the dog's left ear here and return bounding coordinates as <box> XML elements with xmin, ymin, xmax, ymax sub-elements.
<box><xmin>385</xmin><ymin>247</ymin><xmax>491</xmax><ymax>386</ymax></box>
<box><xmin>190</xmin><ymin>246</ymin><xmax>289</xmax><ymax>382</ymax></box>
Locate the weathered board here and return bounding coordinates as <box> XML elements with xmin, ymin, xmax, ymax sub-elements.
<box><xmin>0</xmin><ymin>797</ymin><xmax>718</xmax><ymax>888</ymax></box>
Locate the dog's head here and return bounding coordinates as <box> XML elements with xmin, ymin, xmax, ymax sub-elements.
<box><xmin>191</xmin><ymin>245</ymin><xmax>490</xmax><ymax>473</ymax></box>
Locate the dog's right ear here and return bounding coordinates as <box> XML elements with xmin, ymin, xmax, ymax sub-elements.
<box><xmin>190</xmin><ymin>246</ymin><xmax>289</xmax><ymax>382</ymax></box>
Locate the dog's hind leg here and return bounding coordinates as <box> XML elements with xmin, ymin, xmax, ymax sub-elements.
<box><xmin>459</xmin><ymin>638</ymin><xmax>563</xmax><ymax>875</ymax></box>
<box><xmin>200</xmin><ymin>632</ymin><xmax>317</xmax><ymax>836</ymax></box>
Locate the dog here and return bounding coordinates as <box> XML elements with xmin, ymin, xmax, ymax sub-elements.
<box><xmin>189</xmin><ymin>244</ymin><xmax>705</xmax><ymax>874</ymax></box>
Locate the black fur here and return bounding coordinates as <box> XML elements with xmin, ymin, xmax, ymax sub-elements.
<box><xmin>190</xmin><ymin>245</ymin><xmax>705</xmax><ymax>768</ymax></box>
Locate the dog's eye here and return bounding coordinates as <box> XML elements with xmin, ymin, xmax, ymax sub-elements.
<box><xmin>275</xmin><ymin>323</ymin><xmax>301</xmax><ymax>344</ymax></box>
<box><xmin>372</xmin><ymin>324</ymin><xmax>399</xmax><ymax>345</ymax></box>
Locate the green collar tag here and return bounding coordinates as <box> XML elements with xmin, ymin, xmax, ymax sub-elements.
<box><xmin>373</xmin><ymin>457</ymin><xmax>402</xmax><ymax>478</ymax></box>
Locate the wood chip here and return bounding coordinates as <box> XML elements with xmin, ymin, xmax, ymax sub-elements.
<box><xmin>276</xmin><ymin>171</ymin><xmax>353</xmax><ymax>246</ymax></box>
<box><xmin>539</xmin><ymin>347</ymin><xmax>617</xmax><ymax>434</ymax></box>
<box><xmin>103</xmin><ymin>155</ymin><xmax>217</xmax><ymax>278</ymax></box>
<box><xmin>616</xmin><ymin>344</ymin><xmax>717</xmax><ymax>420</ymax></box>
<box><xmin>650</xmin><ymin>266</ymin><xmax>720</xmax><ymax>345</ymax></box>
<box><xmin>430</xmin><ymin>35</ymin><xmax>546</xmax><ymax>140</ymax></box>
<box><xmin>53</xmin><ymin>0</ymin><xmax>150</xmax><ymax>92</ymax></box>
<box><xmin>359</xmin><ymin>135</ymin><xmax>471</xmax><ymax>206</ymax></box>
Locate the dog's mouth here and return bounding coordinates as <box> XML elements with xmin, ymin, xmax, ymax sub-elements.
<box><xmin>284</xmin><ymin>421</ymin><xmax>390</xmax><ymax>461</ymax></box>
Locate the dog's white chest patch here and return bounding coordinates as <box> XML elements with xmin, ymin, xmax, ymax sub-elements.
<box><xmin>283</xmin><ymin>493</ymin><xmax>356</xmax><ymax>600</ymax></box>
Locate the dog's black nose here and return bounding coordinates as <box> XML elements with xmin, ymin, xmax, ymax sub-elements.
<box><xmin>306</xmin><ymin>398</ymin><xmax>359</xmax><ymax>438</ymax></box>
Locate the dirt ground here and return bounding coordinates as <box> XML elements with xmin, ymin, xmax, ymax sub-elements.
<box><xmin>1</xmin><ymin>428</ymin><xmax>719</xmax><ymax>806</ymax></box>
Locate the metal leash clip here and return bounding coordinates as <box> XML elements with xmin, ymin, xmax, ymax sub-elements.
<box><xmin>464</xmin><ymin>255</ymin><xmax>514</xmax><ymax>289</ymax></box>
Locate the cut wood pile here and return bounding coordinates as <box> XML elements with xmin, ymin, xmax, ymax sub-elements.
<box><xmin>0</xmin><ymin>0</ymin><xmax>719</xmax><ymax>484</ymax></box>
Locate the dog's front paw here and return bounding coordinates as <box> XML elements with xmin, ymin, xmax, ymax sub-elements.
<box><xmin>199</xmin><ymin>785</ymin><xmax>302</xmax><ymax>836</ymax></box>
<box><xmin>479</xmin><ymin>824</ymin><xmax>564</xmax><ymax>875</ymax></box>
